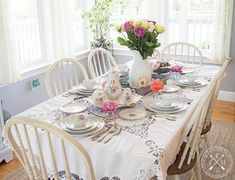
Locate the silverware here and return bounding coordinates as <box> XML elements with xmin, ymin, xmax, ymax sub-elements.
<box><xmin>155</xmin><ymin>114</ymin><xmax>176</xmax><ymax>121</ymax></box>
<box><xmin>91</xmin><ymin>127</ymin><xmax>108</xmax><ymax>141</ymax></box>
<box><xmin>104</xmin><ymin>127</ymin><xmax>122</xmax><ymax>143</ymax></box>
<box><xmin>97</xmin><ymin>126</ymin><xmax>116</xmax><ymax>142</ymax></box>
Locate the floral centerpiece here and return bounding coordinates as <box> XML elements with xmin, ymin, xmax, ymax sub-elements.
<box><xmin>116</xmin><ymin>20</ymin><xmax>165</xmax><ymax>88</ymax></box>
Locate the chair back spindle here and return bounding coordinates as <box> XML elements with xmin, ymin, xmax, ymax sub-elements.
<box><xmin>161</xmin><ymin>42</ymin><xmax>203</xmax><ymax>65</ymax></box>
<box><xmin>88</xmin><ymin>48</ymin><xmax>117</xmax><ymax>78</ymax></box>
<box><xmin>4</xmin><ymin>117</ymin><xmax>96</xmax><ymax>180</ymax></box>
<box><xmin>45</xmin><ymin>58</ymin><xmax>89</xmax><ymax>98</ymax></box>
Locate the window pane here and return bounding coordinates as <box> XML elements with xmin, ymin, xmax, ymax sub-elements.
<box><xmin>189</xmin><ymin>0</ymin><xmax>215</xmax><ymax>14</ymax></box>
<box><xmin>111</xmin><ymin>0</ymin><xmax>144</xmax><ymax>46</ymax></box>
<box><xmin>69</xmin><ymin>0</ymin><xmax>87</xmax><ymax>52</ymax></box>
<box><xmin>7</xmin><ymin>0</ymin><xmax>42</xmax><ymax>68</ymax></box>
<box><xmin>169</xmin><ymin>0</ymin><xmax>182</xmax><ymax>16</ymax></box>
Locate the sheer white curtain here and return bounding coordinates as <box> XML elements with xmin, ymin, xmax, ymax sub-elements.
<box><xmin>210</xmin><ymin>0</ymin><xmax>234</xmax><ymax>63</ymax></box>
<box><xmin>0</xmin><ymin>1</ymin><xmax>21</xmax><ymax>84</ymax></box>
<box><xmin>50</xmin><ymin>0</ymin><xmax>76</xmax><ymax>60</ymax></box>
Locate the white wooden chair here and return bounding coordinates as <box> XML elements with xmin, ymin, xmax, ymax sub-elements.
<box><xmin>161</xmin><ymin>42</ymin><xmax>203</xmax><ymax>65</ymax></box>
<box><xmin>45</xmin><ymin>58</ymin><xmax>89</xmax><ymax>98</ymax></box>
<box><xmin>88</xmin><ymin>48</ymin><xmax>117</xmax><ymax>78</ymax></box>
<box><xmin>4</xmin><ymin>117</ymin><xmax>96</xmax><ymax>180</ymax></box>
<box><xmin>167</xmin><ymin>76</ymin><xmax>218</xmax><ymax>180</ymax></box>
<box><xmin>201</xmin><ymin>58</ymin><xmax>231</xmax><ymax>142</ymax></box>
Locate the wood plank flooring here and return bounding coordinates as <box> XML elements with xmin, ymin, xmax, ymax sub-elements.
<box><xmin>0</xmin><ymin>100</ymin><xmax>235</xmax><ymax>179</ymax></box>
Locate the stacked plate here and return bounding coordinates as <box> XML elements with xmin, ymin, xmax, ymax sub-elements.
<box><xmin>149</xmin><ymin>99</ymin><xmax>188</xmax><ymax>114</ymax></box>
<box><xmin>61</xmin><ymin>101</ymin><xmax>88</xmax><ymax>114</ymax></box>
<box><xmin>162</xmin><ymin>85</ymin><xmax>181</xmax><ymax>93</ymax></box>
<box><xmin>175</xmin><ymin>76</ymin><xmax>207</xmax><ymax>88</ymax></box>
<box><xmin>60</xmin><ymin>115</ymin><xmax>105</xmax><ymax>136</ymax></box>
<box><xmin>73</xmin><ymin>85</ymin><xmax>96</xmax><ymax>96</ymax></box>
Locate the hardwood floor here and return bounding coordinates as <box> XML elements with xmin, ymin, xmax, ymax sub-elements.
<box><xmin>0</xmin><ymin>100</ymin><xmax>234</xmax><ymax>179</ymax></box>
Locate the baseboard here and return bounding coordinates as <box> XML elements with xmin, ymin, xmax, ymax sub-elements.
<box><xmin>218</xmin><ymin>91</ymin><xmax>235</xmax><ymax>102</ymax></box>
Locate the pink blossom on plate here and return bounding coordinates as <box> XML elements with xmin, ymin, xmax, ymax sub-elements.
<box><xmin>101</xmin><ymin>101</ymin><xmax>119</xmax><ymax>113</ymax></box>
<box><xmin>171</xmin><ymin>65</ymin><xmax>183</xmax><ymax>73</ymax></box>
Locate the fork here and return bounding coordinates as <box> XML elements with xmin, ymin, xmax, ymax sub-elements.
<box><xmin>97</xmin><ymin>126</ymin><xmax>116</xmax><ymax>142</ymax></box>
<box><xmin>104</xmin><ymin>127</ymin><xmax>122</xmax><ymax>143</ymax></box>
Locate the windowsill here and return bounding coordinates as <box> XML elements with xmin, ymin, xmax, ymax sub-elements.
<box><xmin>0</xmin><ymin>49</ymin><xmax>91</xmax><ymax>89</ymax></box>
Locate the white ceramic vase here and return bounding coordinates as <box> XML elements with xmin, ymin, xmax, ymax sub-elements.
<box><xmin>129</xmin><ymin>50</ymin><xmax>152</xmax><ymax>88</ymax></box>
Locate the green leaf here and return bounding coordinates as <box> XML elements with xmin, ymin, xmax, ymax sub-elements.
<box><xmin>146</xmin><ymin>41</ymin><xmax>154</xmax><ymax>47</ymax></box>
<box><xmin>117</xmin><ymin>37</ymin><xmax>127</xmax><ymax>46</ymax></box>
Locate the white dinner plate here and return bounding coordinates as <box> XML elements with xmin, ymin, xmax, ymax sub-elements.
<box><xmin>60</xmin><ymin>118</ymin><xmax>105</xmax><ymax>136</ymax></box>
<box><xmin>144</xmin><ymin>100</ymin><xmax>188</xmax><ymax>114</ymax></box>
<box><xmin>61</xmin><ymin>103</ymin><xmax>87</xmax><ymax>114</ymax></box>
<box><xmin>174</xmin><ymin>79</ymin><xmax>208</xmax><ymax>88</ymax></box>
<box><xmin>154</xmin><ymin>100</ymin><xmax>180</xmax><ymax>109</ymax></box>
<box><xmin>162</xmin><ymin>85</ymin><xmax>181</xmax><ymax>93</ymax></box>
<box><xmin>119</xmin><ymin>108</ymin><xmax>147</xmax><ymax>121</ymax></box>
<box><xmin>62</xmin><ymin>115</ymin><xmax>94</xmax><ymax>131</ymax></box>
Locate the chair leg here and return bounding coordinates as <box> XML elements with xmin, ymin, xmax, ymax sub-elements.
<box><xmin>190</xmin><ymin>169</ymin><xmax>196</xmax><ymax>180</ymax></box>
<box><xmin>195</xmin><ymin>149</ymin><xmax>202</xmax><ymax>180</ymax></box>
<box><xmin>204</xmin><ymin>134</ymin><xmax>210</xmax><ymax>148</ymax></box>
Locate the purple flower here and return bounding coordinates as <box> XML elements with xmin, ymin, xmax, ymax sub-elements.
<box><xmin>171</xmin><ymin>65</ymin><xmax>183</xmax><ymax>73</ymax></box>
<box><xmin>101</xmin><ymin>101</ymin><xmax>119</xmax><ymax>113</ymax></box>
<box><xmin>123</xmin><ymin>21</ymin><xmax>134</xmax><ymax>31</ymax></box>
<box><xmin>134</xmin><ymin>27</ymin><xmax>145</xmax><ymax>37</ymax></box>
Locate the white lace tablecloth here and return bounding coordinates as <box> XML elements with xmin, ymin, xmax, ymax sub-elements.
<box><xmin>15</xmin><ymin>65</ymin><xmax>220</xmax><ymax>180</ymax></box>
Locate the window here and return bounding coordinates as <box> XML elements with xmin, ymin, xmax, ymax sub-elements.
<box><xmin>165</xmin><ymin>0</ymin><xmax>216</xmax><ymax>56</ymax></box>
<box><xmin>7</xmin><ymin>0</ymin><xmax>42</xmax><ymax>69</ymax></box>
<box><xmin>110</xmin><ymin>0</ymin><xmax>144</xmax><ymax>47</ymax></box>
<box><xmin>6</xmin><ymin>0</ymin><xmax>88</xmax><ymax>71</ymax></box>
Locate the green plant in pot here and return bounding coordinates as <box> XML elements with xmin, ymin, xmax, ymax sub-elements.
<box><xmin>82</xmin><ymin>0</ymin><xmax>126</xmax><ymax>49</ymax></box>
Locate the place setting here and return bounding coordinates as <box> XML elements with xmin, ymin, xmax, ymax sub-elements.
<box><xmin>58</xmin><ymin>113</ymin><xmax>105</xmax><ymax>136</ymax></box>
<box><xmin>174</xmin><ymin>74</ymin><xmax>208</xmax><ymax>88</ymax></box>
<box><xmin>72</xmin><ymin>79</ymin><xmax>99</xmax><ymax>96</ymax></box>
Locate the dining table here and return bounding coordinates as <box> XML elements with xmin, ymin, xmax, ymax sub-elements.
<box><xmin>12</xmin><ymin>63</ymin><xmax>220</xmax><ymax>180</ymax></box>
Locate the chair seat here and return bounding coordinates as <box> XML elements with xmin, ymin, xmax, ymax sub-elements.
<box><xmin>201</xmin><ymin>121</ymin><xmax>212</xmax><ymax>135</ymax></box>
<box><xmin>167</xmin><ymin>142</ymin><xmax>197</xmax><ymax>175</ymax></box>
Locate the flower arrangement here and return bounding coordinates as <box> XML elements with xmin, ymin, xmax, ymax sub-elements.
<box><xmin>171</xmin><ymin>65</ymin><xmax>183</xmax><ymax>73</ymax></box>
<box><xmin>150</xmin><ymin>80</ymin><xmax>164</xmax><ymax>92</ymax></box>
<box><xmin>116</xmin><ymin>20</ymin><xmax>165</xmax><ymax>59</ymax></box>
<box><xmin>101</xmin><ymin>101</ymin><xmax>119</xmax><ymax>113</ymax></box>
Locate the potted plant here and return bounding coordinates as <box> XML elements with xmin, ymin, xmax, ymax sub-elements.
<box><xmin>82</xmin><ymin>0</ymin><xmax>126</xmax><ymax>49</ymax></box>
<box><xmin>116</xmin><ymin>20</ymin><xmax>165</xmax><ymax>88</ymax></box>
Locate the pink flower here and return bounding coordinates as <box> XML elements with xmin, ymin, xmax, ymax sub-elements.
<box><xmin>123</xmin><ymin>21</ymin><xmax>134</xmax><ymax>31</ymax></box>
<box><xmin>102</xmin><ymin>101</ymin><xmax>119</xmax><ymax>113</ymax></box>
<box><xmin>134</xmin><ymin>27</ymin><xmax>145</xmax><ymax>37</ymax></box>
<box><xmin>79</xmin><ymin>114</ymin><xmax>85</xmax><ymax>120</ymax></box>
<box><xmin>172</xmin><ymin>65</ymin><xmax>183</xmax><ymax>73</ymax></box>
<box><xmin>148</xmin><ymin>20</ymin><xmax>157</xmax><ymax>25</ymax></box>
<box><xmin>102</xmin><ymin>80</ymin><xmax>107</xmax><ymax>88</ymax></box>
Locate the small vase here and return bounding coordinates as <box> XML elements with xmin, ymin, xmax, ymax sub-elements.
<box><xmin>129</xmin><ymin>50</ymin><xmax>152</xmax><ymax>88</ymax></box>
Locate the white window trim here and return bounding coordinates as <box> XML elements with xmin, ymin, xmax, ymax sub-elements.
<box><xmin>0</xmin><ymin>49</ymin><xmax>90</xmax><ymax>89</ymax></box>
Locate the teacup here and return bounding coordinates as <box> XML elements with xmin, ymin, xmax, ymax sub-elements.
<box><xmin>92</xmin><ymin>89</ymin><xmax>106</xmax><ymax>108</ymax></box>
<box><xmin>83</xmin><ymin>79</ymin><xmax>96</xmax><ymax>90</ymax></box>
<box><xmin>122</xmin><ymin>88</ymin><xmax>135</xmax><ymax>104</ymax></box>
<box><xmin>68</xmin><ymin>114</ymin><xmax>87</xmax><ymax>128</ymax></box>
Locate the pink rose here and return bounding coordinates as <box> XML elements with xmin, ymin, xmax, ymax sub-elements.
<box><xmin>101</xmin><ymin>101</ymin><xmax>119</xmax><ymax>113</ymax></box>
<box><xmin>134</xmin><ymin>27</ymin><xmax>145</xmax><ymax>37</ymax></box>
<box><xmin>123</xmin><ymin>21</ymin><xmax>134</xmax><ymax>31</ymax></box>
<box><xmin>172</xmin><ymin>65</ymin><xmax>183</xmax><ymax>73</ymax></box>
